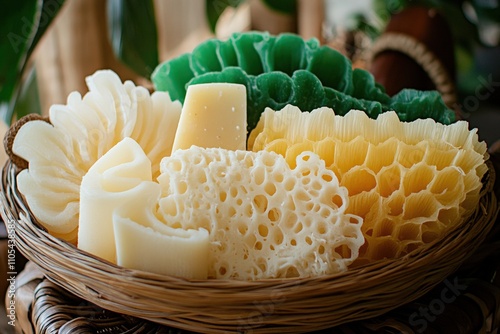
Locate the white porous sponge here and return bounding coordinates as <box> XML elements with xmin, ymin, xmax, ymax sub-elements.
<box><xmin>157</xmin><ymin>146</ymin><xmax>364</xmax><ymax>280</ymax></box>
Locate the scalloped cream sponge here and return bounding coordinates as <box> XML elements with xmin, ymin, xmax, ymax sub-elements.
<box><xmin>13</xmin><ymin>70</ymin><xmax>182</xmax><ymax>244</ymax></box>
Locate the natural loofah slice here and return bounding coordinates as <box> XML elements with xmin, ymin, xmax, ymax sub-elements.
<box><xmin>249</xmin><ymin>106</ymin><xmax>488</xmax><ymax>264</ymax></box>
<box><xmin>12</xmin><ymin>70</ymin><xmax>182</xmax><ymax>243</ymax></box>
<box><xmin>152</xmin><ymin>31</ymin><xmax>455</xmax><ymax>133</ymax></box>
<box><xmin>156</xmin><ymin>146</ymin><xmax>364</xmax><ymax>280</ymax></box>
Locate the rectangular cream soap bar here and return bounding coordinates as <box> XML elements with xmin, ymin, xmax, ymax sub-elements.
<box><xmin>114</xmin><ymin>216</ymin><xmax>209</xmax><ymax>280</ymax></box>
<box><xmin>172</xmin><ymin>83</ymin><xmax>247</xmax><ymax>151</ymax></box>
<box><xmin>111</xmin><ymin>182</ymin><xmax>209</xmax><ymax>279</ymax></box>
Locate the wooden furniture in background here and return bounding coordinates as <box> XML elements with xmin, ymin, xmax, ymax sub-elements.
<box><xmin>32</xmin><ymin>0</ymin><xmax>326</xmax><ymax>117</ymax></box>
<box><xmin>33</xmin><ymin>0</ymin><xmax>138</xmax><ymax>115</ymax></box>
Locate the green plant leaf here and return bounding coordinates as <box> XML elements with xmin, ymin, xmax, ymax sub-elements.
<box><xmin>473</xmin><ymin>4</ymin><xmax>500</xmax><ymax>24</ymax></box>
<box><xmin>12</xmin><ymin>65</ymin><xmax>41</xmax><ymax>122</ymax></box>
<box><xmin>27</xmin><ymin>0</ymin><xmax>65</xmax><ymax>63</ymax></box>
<box><xmin>205</xmin><ymin>0</ymin><xmax>246</xmax><ymax>32</ymax></box>
<box><xmin>107</xmin><ymin>0</ymin><xmax>159</xmax><ymax>79</ymax></box>
<box><xmin>261</xmin><ymin>0</ymin><xmax>296</xmax><ymax>15</ymax></box>
<box><xmin>0</xmin><ymin>1</ymin><xmax>38</xmax><ymax>124</ymax></box>
<box><xmin>0</xmin><ymin>0</ymin><xmax>64</xmax><ymax>124</ymax></box>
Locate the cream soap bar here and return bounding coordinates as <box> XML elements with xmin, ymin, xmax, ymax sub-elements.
<box><xmin>171</xmin><ymin>83</ymin><xmax>247</xmax><ymax>151</ymax></box>
<box><xmin>113</xmin><ymin>190</ymin><xmax>209</xmax><ymax>279</ymax></box>
<box><xmin>78</xmin><ymin>137</ymin><xmax>156</xmax><ymax>263</ymax></box>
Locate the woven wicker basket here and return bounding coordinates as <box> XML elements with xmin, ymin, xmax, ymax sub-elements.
<box><xmin>15</xmin><ymin>258</ymin><xmax>500</xmax><ymax>333</ymax></box>
<box><xmin>0</xmin><ymin>121</ymin><xmax>498</xmax><ymax>334</ymax></box>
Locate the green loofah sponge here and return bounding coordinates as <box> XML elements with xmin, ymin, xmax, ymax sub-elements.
<box><xmin>152</xmin><ymin>31</ymin><xmax>455</xmax><ymax>133</ymax></box>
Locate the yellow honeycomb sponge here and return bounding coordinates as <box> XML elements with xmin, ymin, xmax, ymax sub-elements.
<box><xmin>156</xmin><ymin>146</ymin><xmax>364</xmax><ymax>279</ymax></box>
<box><xmin>249</xmin><ymin>106</ymin><xmax>489</xmax><ymax>264</ymax></box>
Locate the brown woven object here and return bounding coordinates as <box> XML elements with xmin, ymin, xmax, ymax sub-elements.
<box><xmin>4</xmin><ymin>243</ymin><xmax>499</xmax><ymax>334</ymax></box>
<box><xmin>370</xmin><ymin>32</ymin><xmax>457</xmax><ymax>108</ymax></box>
<box><xmin>0</xmin><ymin>154</ymin><xmax>497</xmax><ymax>333</ymax></box>
<box><xmin>13</xmin><ymin>256</ymin><xmax>500</xmax><ymax>333</ymax></box>
<box><xmin>3</xmin><ymin>114</ymin><xmax>50</xmax><ymax>170</ymax></box>
<box><xmin>369</xmin><ymin>6</ymin><xmax>458</xmax><ymax>110</ymax></box>
<box><xmin>1</xmin><ymin>111</ymin><xmax>498</xmax><ymax>333</ymax></box>
<box><xmin>32</xmin><ymin>280</ymin><xmax>171</xmax><ymax>334</ymax></box>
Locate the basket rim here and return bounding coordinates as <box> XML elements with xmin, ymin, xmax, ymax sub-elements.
<box><xmin>1</xmin><ymin>158</ymin><xmax>498</xmax><ymax>333</ymax></box>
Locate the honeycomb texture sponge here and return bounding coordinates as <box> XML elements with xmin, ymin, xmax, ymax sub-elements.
<box><xmin>249</xmin><ymin>106</ymin><xmax>488</xmax><ymax>264</ymax></box>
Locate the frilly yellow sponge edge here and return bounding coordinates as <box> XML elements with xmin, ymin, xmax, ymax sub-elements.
<box><xmin>249</xmin><ymin>106</ymin><xmax>488</xmax><ymax>264</ymax></box>
<box><xmin>152</xmin><ymin>31</ymin><xmax>455</xmax><ymax>133</ymax></box>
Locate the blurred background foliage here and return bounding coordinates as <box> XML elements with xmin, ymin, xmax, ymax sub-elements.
<box><xmin>0</xmin><ymin>0</ymin><xmax>64</xmax><ymax>124</ymax></box>
<box><xmin>349</xmin><ymin>0</ymin><xmax>500</xmax><ymax>99</ymax></box>
<box><xmin>0</xmin><ymin>0</ymin><xmax>499</xmax><ymax>126</ymax></box>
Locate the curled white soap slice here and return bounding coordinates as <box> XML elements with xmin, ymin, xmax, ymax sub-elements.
<box><xmin>13</xmin><ymin>70</ymin><xmax>181</xmax><ymax>243</ymax></box>
<box><xmin>113</xmin><ymin>189</ymin><xmax>209</xmax><ymax>280</ymax></box>
<box><xmin>78</xmin><ymin>137</ymin><xmax>156</xmax><ymax>263</ymax></box>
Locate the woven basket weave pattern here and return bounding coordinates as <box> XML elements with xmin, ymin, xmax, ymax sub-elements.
<box><xmin>1</xmin><ymin>156</ymin><xmax>498</xmax><ymax>333</ymax></box>
<box><xmin>22</xmin><ymin>267</ymin><xmax>500</xmax><ymax>333</ymax></box>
